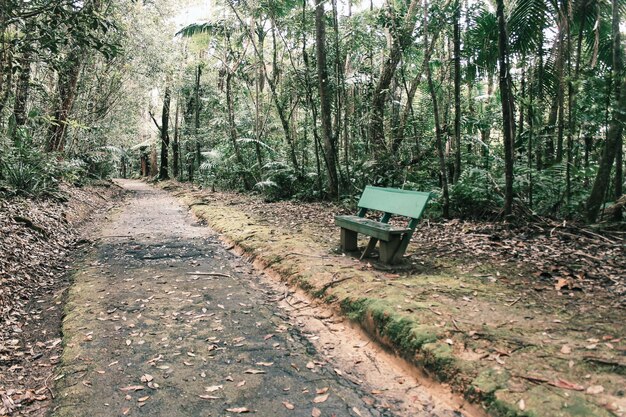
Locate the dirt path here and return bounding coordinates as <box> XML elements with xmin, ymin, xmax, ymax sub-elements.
<box><xmin>51</xmin><ymin>180</ymin><xmax>472</xmax><ymax>417</ymax></box>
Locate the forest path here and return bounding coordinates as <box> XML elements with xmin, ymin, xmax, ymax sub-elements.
<box><xmin>51</xmin><ymin>179</ymin><xmax>469</xmax><ymax>417</ymax></box>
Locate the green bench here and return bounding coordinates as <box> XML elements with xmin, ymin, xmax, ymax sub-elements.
<box><xmin>335</xmin><ymin>186</ymin><xmax>431</xmax><ymax>264</ymax></box>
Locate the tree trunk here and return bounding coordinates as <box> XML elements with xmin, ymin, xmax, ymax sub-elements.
<box><xmin>496</xmin><ymin>0</ymin><xmax>516</xmax><ymax>216</ymax></box>
<box><xmin>46</xmin><ymin>50</ymin><xmax>82</xmax><ymax>152</ymax></box>
<box><xmin>226</xmin><ymin>73</ymin><xmax>251</xmax><ymax>190</ymax></box>
<box><xmin>172</xmin><ymin>93</ymin><xmax>180</xmax><ymax>179</ymax></box>
<box><xmin>194</xmin><ymin>64</ymin><xmax>202</xmax><ymax>168</ymax></box>
<box><xmin>586</xmin><ymin>0</ymin><xmax>624</xmax><ymax>223</ymax></box>
<box><xmin>315</xmin><ymin>0</ymin><xmax>339</xmax><ymax>198</ymax></box>
<box><xmin>368</xmin><ymin>0</ymin><xmax>421</xmax><ymax>154</ymax></box>
<box><xmin>453</xmin><ymin>0</ymin><xmax>462</xmax><ymax>183</ymax></box>
<box><xmin>159</xmin><ymin>86</ymin><xmax>171</xmax><ymax>180</ymax></box>
<box><xmin>13</xmin><ymin>49</ymin><xmax>31</xmax><ymax>130</ymax></box>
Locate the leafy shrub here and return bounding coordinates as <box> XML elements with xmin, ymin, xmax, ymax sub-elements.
<box><xmin>255</xmin><ymin>161</ymin><xmax>297</xmax><ymax>201</ymax></box>
<box><xmin>449</xmin><ymin>168</ymin><xmax>503</xmax><ymax>217</ymax></box>
<box><xmin>0</xmin><ymin>133</ymin><xmax>59</xmax><ymax>197</ymax></box>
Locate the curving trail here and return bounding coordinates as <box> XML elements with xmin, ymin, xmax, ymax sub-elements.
<box><xmin>52</xmin><ymin>180</ymin><xmax>471</xmax><ymax>417</ymax></box>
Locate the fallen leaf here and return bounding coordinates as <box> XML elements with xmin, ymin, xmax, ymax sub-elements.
<box><xmin>282</xmin><ymin>401</ymin><xmax>295</xmax><ymax>410</ymax></box>
<box><xmin>316</xmin><ymin>387</ymin><xmax>329</xmax><ymax>395</ymax></box>
<box><xmin>551</xmin><ymin>379</ymin><xmax>584</xmax><ymax>391</ymax></box>
<box><xmin>306</xmin><ymin>362</ymin><xmax>315</xmax><ymax>369</ymax></box>
<box><xmin>237</xmin><ymin>380</ymin><xmax>246</xmax><ymax>387</ymax></box>
<box><xmin>311</xmin><ymin>408</ymin><xmax>322</xmax><ymax>417</ymax></box>
<box><xmin>352</xmin><ymin>407</ymin><xmax>363</xmax><ymax>416</ymax></box>
<box><xmin>225</xmin><ymin>407</ymin><xmax>250</xmax><ymax>413</ymax></box>
<box><xmin>313</xmin><ymin>393</ymin><xmax>329</xmax><ymax>403</ymax></box>
<box><xmin>141</xmin><ymin>374</ymin><xmax>154</xmax><ymax>383</ymax></box>
<box><xmin>560</xmin><ymin>345</ymin><xmax>572</xmax><ymax>354</ymax></box>
<box><xmin>264</xmin><ymin>334</ymin><xmax>274</xmax><ymax>340</ymax></box>
<box><xmin>586</xmin><ymin>385</ymin><xmax>604</xmax><ymax>395</ymax></box>
<box><xmin>137</xmin><ymin>396</ymin><xmax>150</xmax><ymax>402</ymax></box>
<box><xmin>205</xmin><ymin>385</ymin><xmax>223</xmax><ymax>392</ymax></box>
<box><xmin>120</xmin><ymin>385</ymin><xmax>144</xmax><ymax>392</ymax></box>
<box><xmin>256</xmin><ymin>362</ymin><xmax>273</xmax><ymax>367</ymax></box>
<box><xmin>122</xmin><ymin>407</ymin><xmax>130</xmax><ymax>415</ymax></box>
<box><xmin>555</xmin><ymin>278</ymin><xmax>569</xmax><ymax>290</ymax></box>
<box><xmin>244</xmin><ymin>369</ymin><xmax>265</xmax><ymax>374</ymax></box>
<box><xmin>199</xmin><ymin>395</ymin><xmax>220</xmax><ymax>400</ymax></box>
<box><xmin>518</xmin><ymin>399</ymin><xmax>525</xmax><ymax>411</ymax></box>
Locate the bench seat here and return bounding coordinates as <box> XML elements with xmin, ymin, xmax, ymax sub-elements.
<box><xmin>335</xmin><ymin>215</ymin><xmax>410</xmax><ymax>241</ymax></box>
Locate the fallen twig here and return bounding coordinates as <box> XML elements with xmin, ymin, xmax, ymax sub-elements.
<box><xmin>186</xmin><ymin>272</ymin><xmax>231</xmax><ymax>278</ymax></box>
<box><xmin>507</xmin><ymin>296</ymin><xmax>522</xmax><ymax>306</ymax></box>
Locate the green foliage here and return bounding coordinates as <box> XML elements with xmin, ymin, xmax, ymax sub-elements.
<box><xmin>0</xmin><ymin>133</ymin><xmax>58</xmax><ymax>197</ymax></box>
<box><xmin>450</xmin><ymin>168</ymin><xmax>503</xmax><ymax>217</ymax></box>
<box><xmin>254</xmin><ymin>161</ymin><xmax>299</xmax><ymax>202</ymax></box>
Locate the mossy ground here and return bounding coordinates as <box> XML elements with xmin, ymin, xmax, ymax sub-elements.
<box><xmin>161</xmin><ymin>181</ymin><xmax>626</xmax><ymax>417</ymax></box>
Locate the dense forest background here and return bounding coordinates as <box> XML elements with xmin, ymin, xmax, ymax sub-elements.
<box><xmin>1</xmin><ymin>0</ymin><xmax>625</xmax><ymax>223</ymax></box>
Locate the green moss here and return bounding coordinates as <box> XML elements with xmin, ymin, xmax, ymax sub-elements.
<box><xmin>421</xmin><ymin>342</ymin><xmax>458</xmax><ymax>381</ymax></box>
<box><xmin>562</xmin><ymin>396</ymin><xmax>612</xmax><ymax>417</ymax></box>
<box><xmin>468</xmin><ymin>368</ymin><xmax>510</xmax><ymax>399</ymax></box>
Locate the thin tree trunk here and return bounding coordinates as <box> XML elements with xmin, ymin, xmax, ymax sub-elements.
<box><xmin>13</xmin><ymin>49</ymin><xmax>31</xmax><ymax>130</ymax></box>
<box><xmin>496</xmin><ymin>0</ymin><xmax>516</xmax><ymax>216</ymax></box>
<box><xmin>453</xmin><ymin>0</ymin><xmax>461</xmax><ymax>183</ymax></box>
<box><xmin>228</xmin><ymin>4</ymin><xmax>299</xmax><ymax>173</ymax></box>
<box><xmin>392</xmin><ymin>31</ymin><xmax>439</xmax><ymax>154</ymax></box>
<box><xmin>47</xmin><ymin>50</ymin><xmax>82</xmax><ymax>152</ymax></box>
<box><xmin>369</xmin><ymin>0</ymin><xmax>421</xmax><ymax>154</ymax></box>
<box><xmin>586</xmin><ymin>0</ymin><xmax>624</xmax><ymax>222</ymax></box>
<box><xmin>226</xmin><ymin>73</ymin><xmax>251</xmax><ymax>190</ymax></box>
<box><xmin>314</xmin><ymin>0</ymin><xmax>339</xmax><ymax>198</ymax></box>
<box><xmin>565</xmin><ymin>0</ymin><xmax>574</xmax><ymax>206</ymax></box>
<box><xmin>159</xmin><ymin>86</ymin><xmax>171</xmax><ymax>180</ymax></box>
<box><xmin>173</xmin><ymin>93</ymin><xmax>180</xmax><ymax>179</ymax></box>
<box><xmin>424</xmin><ymin>10</ymin><xmax>449</xmax><ymax>218</ymax></box>
<box><xmin>194</xmin><ymin>64</ymin><xmax>202</xmax><ymax>168</ymax></box>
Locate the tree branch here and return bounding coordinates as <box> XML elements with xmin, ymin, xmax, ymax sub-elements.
<box><xmin>149</xmin><ymin>110</ymin><xmax>161</xmax><ymax>131</ymax></box>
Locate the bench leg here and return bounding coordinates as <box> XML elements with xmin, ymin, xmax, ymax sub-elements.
<box><xmin>379</xmin><ymin>235</ymin><xmax>402</xmax><ymax>264</ymax></box>
<box><xmin>340</xmin><ymin>228</ymin><xmax>358</xmax><ymax>252</ymax></box>
<box><xmin>360</xmin><ymin>237</ymin><xmax>378</xmax><ymax>260</ymax></box>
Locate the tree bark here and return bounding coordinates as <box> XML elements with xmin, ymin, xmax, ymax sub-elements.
<box><xmin>315</xmin><ymin>0</ymin><xmax>339</xmax><ymax>198</ymax></box>
<box><xmin>13</xmin><ymin>49</ymin><xmax>31</xmax><ymax>130</ymax></box>
<box><xmin>586</xmin><ymin>0</ymin><xmax>624</xmax><ymax>223</ymax></box>
<box><xmin>496</xmin><ymin>0</ymin><xmax>516</xmax><ymax>216</ymax></box>
<box><xmin>226</xmin><ymin>73</ymin><xmax>252</xmax><ymax>190</ymax></box>
<box><xmin>159</xmin><ymin>86</ymin><xmax>171</xmax><ymax>180</ymax></box>
<box><xmin>427</xmin><ymin>62</ymin><xmax>450</xmax><ymax>218</ymax></box>
<box><xmin>172</xmin><ymin>93</ymin><xmax>180</xmax><ymax>179</ymax></box>
<box><xmin>452</xmin><ymin>0</ymin><xmax>462</xmax><ymax>183</ymax></box>
<box><xmin>46</xmin><ymin>50</ymin><xmax>82</xmax><ymax>152</ymax></box>
<box><xmin>368</xmin><ymin>0</ymin><xmax>421</xmax><ymax>154</ymax></box>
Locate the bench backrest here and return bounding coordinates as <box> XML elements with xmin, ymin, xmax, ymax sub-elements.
<box><xmin>357</xmin><ymin>186</ymin><xmax>430</xmax><ymax>219</ymax></box>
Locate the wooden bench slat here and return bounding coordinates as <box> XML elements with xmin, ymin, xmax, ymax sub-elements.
<box><xmin>357</xmin><ymin>186</ymin><xmax>430</xmax><ymax>219</ymax></box>
<box><xmin>335</xmin><ymin>215</ymin><xmax>410</xmax><ymax>241</ymax></box>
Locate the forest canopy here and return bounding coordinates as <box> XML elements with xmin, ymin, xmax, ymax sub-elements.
<box><xmin>0</xmin><ymin>0</ymin><xmax>625</xmax><ymax>224</ymax></box>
